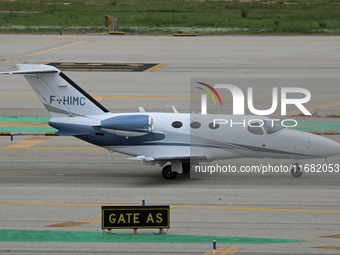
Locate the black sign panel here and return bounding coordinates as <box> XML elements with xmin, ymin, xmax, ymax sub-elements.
<box><xmin>102</xmin><ymin>206</ymin><xmax>170</xmax><ymax>229</ymax></box>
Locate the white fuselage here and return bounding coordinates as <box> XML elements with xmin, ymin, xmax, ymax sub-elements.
<box><xmin>49</xmin><ymin>112</ymin><xmax>340</xmax><ymax>164</ymax></box>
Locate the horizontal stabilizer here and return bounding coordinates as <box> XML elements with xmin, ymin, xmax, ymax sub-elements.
<box><xmin>0</xmin><ymin>64</ymin><xmax>59</xmax><ymax>75</ymax></box>
<box><xmin>0</xmin><ymin>70</ymin><xmax>58</xmax><ymax>75</ymax></box>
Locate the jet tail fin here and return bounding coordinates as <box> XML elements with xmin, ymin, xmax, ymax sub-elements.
<box><xmin>1</xmin><ymin>64</ymin><xmax>109</xmax><ymax>117</ymax></box>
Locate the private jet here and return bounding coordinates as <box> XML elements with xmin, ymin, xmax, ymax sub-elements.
<box><xmin>2</xmin><ymin>64</ymin><xmax>340</xmax><ymax>179</ymax></box>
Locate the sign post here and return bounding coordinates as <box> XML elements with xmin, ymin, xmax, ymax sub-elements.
<box><xmin>105</xmin><ymin>15</ymin><xmax>124</xmax><ymax>35</ymax></box>
<box><xmin>105</xmin><ymin>15</ymin><xmax>113</xmax><ymax>31</ymax></box>
<box><xmin>102</xmin><ymin>205</ymin><xmax>170</xmax><ymax>234</ymax></box>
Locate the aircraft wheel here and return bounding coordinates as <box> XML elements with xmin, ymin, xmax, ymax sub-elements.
<box><xmin>162</xmin><ymin>165</ymin><xmax>178</xmax><ymax>179</ymax></box>
<box><xmin>291</xmin><ymin>164</ymin><xmax>303</xmax><ymax>177</ymax></box>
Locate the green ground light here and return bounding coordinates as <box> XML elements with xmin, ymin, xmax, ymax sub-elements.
<box><xmin>0</xmin><ymin>229</ymin><xmax>305</xmax><ymax>244</ymax></box>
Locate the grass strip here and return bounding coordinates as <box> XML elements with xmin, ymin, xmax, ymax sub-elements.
<box><xmin>0</xmin><ymin>0</ymin><xmax>339</xmax><ymax>35</ymax></box>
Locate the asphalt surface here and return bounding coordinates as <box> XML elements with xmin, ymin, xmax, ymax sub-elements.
<box><xmin>0</xmin><ymin>34</ymin><xmax>339</xmax><ymax>254</ymax></box>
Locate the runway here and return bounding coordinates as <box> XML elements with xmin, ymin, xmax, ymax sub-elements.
<box><xmin>0</xmin><ymin>34</ymin><xmax>340</xmax><ymax>254</ymax></box>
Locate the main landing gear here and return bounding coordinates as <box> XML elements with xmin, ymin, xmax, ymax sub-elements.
<box><xmin>161</xmin><ymin>162</ymin><xmax>191</xmax><ymax>180</ymax></box>
<box><xmin>290</xmin><ymin>163</ymin><xmax>303</xmax><ymax>177</ymax></box>
<box><xmin>162</xmin><ymin>165</ymin><xmax>177</xmax><ymax>179</ymax></box>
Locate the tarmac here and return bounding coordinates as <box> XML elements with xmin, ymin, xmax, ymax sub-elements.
<box><xmin>0</xmin><ymin>34</ymin><xmax>339</xmax><ymax>254</ymax></box>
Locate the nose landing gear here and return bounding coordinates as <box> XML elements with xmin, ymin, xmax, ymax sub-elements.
<box><xmin>291</xmin><ymin>163</ymin><xmax>302</xmax><ymax>177</ymax></box>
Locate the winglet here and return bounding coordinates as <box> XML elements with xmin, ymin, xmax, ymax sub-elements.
<box><xmin>166</xmin><ymin>105</ymin><xmax>179</xmax><ymax>114</ymax></box>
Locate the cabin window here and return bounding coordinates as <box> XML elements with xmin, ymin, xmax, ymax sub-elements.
<box><xmin>263</xmin><ymin>120</ymin><xmax>285</xmax><ymax>134</ymax></box>
<box><xmin>190</xmin><ymin>121</ymin><xmax>201</xmax><ymax>129</ymax></box>
<box><xmin>172</xmin><ymin>121</ymin><xmax>183</xmax><ymax>128</ymax></box>
<box><xmin>247</xmin><ymin>122</ymin><xmax>264</xmax><ymax>135</ymax></box>
<box><xmin>209</xmin><ymin>122</ymin><xmax>219</xmax><ymax>129</ymax></box>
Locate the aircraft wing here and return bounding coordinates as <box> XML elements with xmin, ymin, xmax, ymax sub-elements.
<box><xmin>128</xmin><ymin>155</ymin><xmax>207</xmax><ymax>162</ymax></box>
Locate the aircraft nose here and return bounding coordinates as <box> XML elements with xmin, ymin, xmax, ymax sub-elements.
<box><xmin>285</xmin><ymin>129</ymin><xmax>340</xmax><ymax>158</ymax></box>
<box><xmin>323</xmin><ymin>138</ymin><xmax>340</xmax><ymax>157</ymax></box>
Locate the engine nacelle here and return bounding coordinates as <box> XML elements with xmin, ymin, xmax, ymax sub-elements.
<box><xmin>100</xmin><ymin>115</ymin><xmax>153</xmax><ymax>137</ymax></box>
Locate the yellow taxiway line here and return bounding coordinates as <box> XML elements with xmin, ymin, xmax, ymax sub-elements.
<box><xmin>1</xmin><ymin>201</ymin><xmax>339</xmax><ymax>214</ymax></box>
<box><xmin>2</xmin><ymin>39</ymin><xmax>340</xmax><ymax>45</ymax></box>
<box><xmin>2</xmin><ymin>94</ymin><xmax>340</xmax><ymax>102</ymax></box>
<box><xmin>144</xmin><ymin>63</ymin><xmax>169</xmax><ymax>72</ymax></box>
<box><xmin>321</xmin><ymin>234</ymin><xmax>340</xmax><ymax>238</ymax></box>
<box><xmin>6</xmin><ymin>137</ymin><xmax>51</xmax><ymax>149</ymax></box>
<box><xmin>287</xmin><ymin>100</ymin><xmax>340</xmax><ymax>116</ymax></box>
<box><xmin>46</xmin><ymin>217</ymin><xmax>101</xmax><ymax>228</ymax></box>
<box><xmin>0</xmin><ymin>42</ymin><xmax>81</xmax><ymax>66</ymax></box>
<box><xmin>0</xmin><ymin>94</ymin><xmax>191</xmax><ymax>100</ymax></box>
<box><xmin>312</xmin><ymin>246</ymin><xmax>340</xmax><ymax>250</ymax></box>
<box><xmin>1</xmin><ymin>94</ymin><xmax>340</xmax><ymax>118</ymax></box>
<box><xmin>202</xmin><ymin>247</ymin><xmax>243</xmax><ymax>255</ymax></box>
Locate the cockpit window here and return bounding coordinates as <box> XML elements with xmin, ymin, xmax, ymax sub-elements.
<box><xmin>263</xmin><ymin>120</ymin><xmax>286</xmax><ymax>134</ymax></box>
<box><xmin>247</xmin><ymin>122</ymin><xmax>264</xmax><ymax>135</ymax></box>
